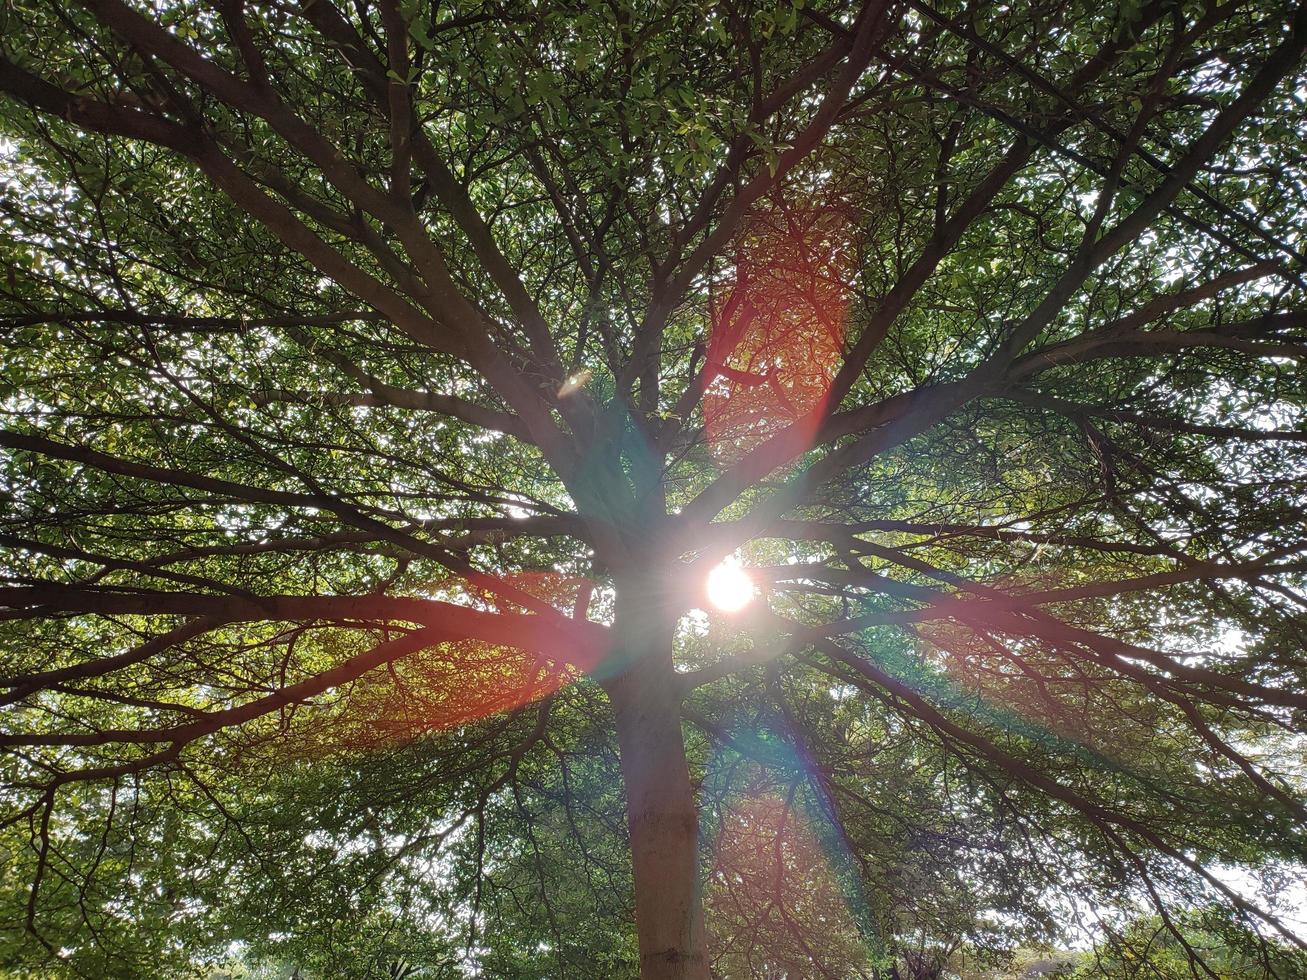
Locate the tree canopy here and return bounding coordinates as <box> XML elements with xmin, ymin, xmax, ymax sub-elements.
<box><xmin>1</xmin><ymin>0</ymin><xmax>1306</xmax><ymax>976</ymax></box>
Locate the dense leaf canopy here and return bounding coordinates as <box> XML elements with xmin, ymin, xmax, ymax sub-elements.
<box><xmin>1</xmin><ymin>0</ymin><xmax>1306</xmax><ymax>975</ymax></box>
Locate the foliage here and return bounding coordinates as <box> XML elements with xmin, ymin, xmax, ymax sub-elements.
<box><xmin>1073</xmin><ymin>911</ymin><xmax>1307</xmax><ymax>979</ymax></box>
<box><xmin>1</xmin><ymin>0</ymin><xmax>1306</xmax><ymax>976</ymax></box>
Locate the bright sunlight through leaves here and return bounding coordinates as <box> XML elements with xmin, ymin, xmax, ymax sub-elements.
<box><xmin>705</xmin><ymin>563</ymin><xmax>756</xmax><ymax>613</ymax></box>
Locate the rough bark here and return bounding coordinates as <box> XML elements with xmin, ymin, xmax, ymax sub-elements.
<box><xmin>606</xmin><ymin>588</ymin><xmax>709</xmax><ymax>980</ymax></box>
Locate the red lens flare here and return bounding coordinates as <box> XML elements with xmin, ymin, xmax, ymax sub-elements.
<box><xmin>706</xmin><ymin>788</ymin><xmax>872</xmax><ymax>975</ymax></box>
<box><xmin>326</xmin><ymin>572</ymin><xmax>596</xmax><ymax>751</ymax></box>
<box><xmin>916</xmin><ymin>610</ymin><xmax>1113</xmax><ymax>757</ymax></box>
<box><xmin>704</xmin><ymin>201</ymin><xmax>853</xmax><ymax>463</ymax></box>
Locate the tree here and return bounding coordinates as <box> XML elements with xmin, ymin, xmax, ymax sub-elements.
<box><xmin>1073</xmin><ymin>909</ymin><xmax>1307</xmax><ymax>978</ymax></box>
<box><xmin>0</xmin><ymin>0</ymin><xmax>1305</xmax><ymax>975</ymax></box>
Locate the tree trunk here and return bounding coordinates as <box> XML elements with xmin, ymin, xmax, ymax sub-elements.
<box><xmin>606</xmin><ymin>589</ymin><xmax>709</xmax><ymax>980</ymax></box>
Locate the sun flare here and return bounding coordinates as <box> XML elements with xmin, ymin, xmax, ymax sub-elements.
<box><xmin>705</xmin><ymin>563</ymin><xmax>756</xmax><ymax>613</ymax></box>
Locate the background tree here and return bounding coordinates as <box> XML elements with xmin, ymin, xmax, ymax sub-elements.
<box><xmin>1</xmin><ymin>0</ymin><xmax>1306</xmax><ymax>976</ymax></box>
<box><xmin>1071</xmin><ymin>909</ymin><xmax>1307</xmax><ymax>978</ymax></box>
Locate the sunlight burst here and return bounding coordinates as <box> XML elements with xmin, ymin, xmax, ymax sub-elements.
<box><xmin>706</xmin><ymin>563</ymin><xmax>756</xmax><ymax>613</ymax></box>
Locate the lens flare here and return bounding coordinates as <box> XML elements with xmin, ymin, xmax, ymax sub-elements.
<box><xmin>320</xmin><ymin>571</ymin><xmax>599</xmax><ymax>753</ymax></box>
<box><xmin>706</xmin><ymin>563</ymin><xmax>756</xmax><ymax>613</ymax></box>
<box><xmin>701</xmin><ymin>722</ymin><xmax>881</xmax><ymax>974</ymax></box>
<box><xmin>704</xmin><ymin>201</ymin><xmax>852</xmax><ymax>463</ymax></box>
